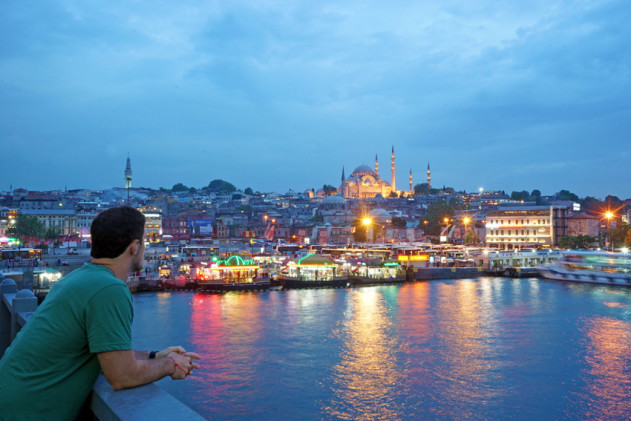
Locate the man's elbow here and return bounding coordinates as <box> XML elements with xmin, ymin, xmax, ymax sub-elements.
<box><xmin>103</xmin><ymin>373</ymin><xmax>134</xmax><ymax>391</ymax></box>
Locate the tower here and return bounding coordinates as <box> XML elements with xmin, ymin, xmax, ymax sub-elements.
<box><xmin>409</xmin><ymin>169</ymin><xmax>413</xmax><ymax>193</ymax></box>
<box><xmin>125</xmin><ymin>156</ymin><xmax>132</xmax><ymax>189</ymax></box>
<box><xmin>391</xmin><ymin>146</ymin><xmax>396</xmax><ymax>193</ymax></box>
<box><xmin>375</xmin><ymin>154</ymin><xmax>379</xmax><ymax>176</ymax></box>
<box><xmin>427</xmin><ymin>162</ymin><xmax>431</xmax><ymax>191</ymax></box>
<box><xmin>125</xmin><ymin>155</ymin><xmax>132</xmax><ymax>205</ymax></box>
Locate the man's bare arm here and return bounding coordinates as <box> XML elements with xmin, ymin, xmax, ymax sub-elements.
<box><xmin>98</xmin><ymin>349</ymin><xmax>197</xmax><ymax>390</ymax></box>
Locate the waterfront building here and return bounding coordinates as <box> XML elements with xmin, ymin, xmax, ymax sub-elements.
<box><xmin>138</xmin><ymin>206</ymin><xmax>162</xmax><ymax>243</ymax></box>
<box><xmin>485</xmin><ymin>205</ymin><xmax>570</xmax><ymax>249</ymax></box>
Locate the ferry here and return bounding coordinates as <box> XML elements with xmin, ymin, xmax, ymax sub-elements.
<box><xmin>348</xmin><ymin>260</ymin><xmax>411</xmax><ymax>286</ymax></box>
<box><xmin>538</xmin><ymin>251</ymin><xmax>631</xmax><ymax>286</ymax></box>
<box><xmin>278</xmin><ymin>254</ymin><xmax>349</xmax><ymax>289</ymax></box>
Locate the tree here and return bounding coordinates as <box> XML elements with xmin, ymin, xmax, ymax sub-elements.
<box><xmin>611</xmin><ymin>222</ymin><xmax>630</xmax><ymax>249</ymax></box>
<box><xmin>581</xmin><ymin>196</ymin><xmax>602</xmax><ymax>212</ymax></box>
<box><xmin>207</xmin><ymin>179</ymin><xmax>237</xmax><ymax>194</ymax></box>
<box><xmin>464</xmin><ymin>229</ymin><xmax>478</xmax><ymax>245</ymax></box>
<box><xmin>421</xmin><ymin>200</ymin><xmax>455</xmax><ymax>236</ymax></box>
<box><xmin>389</xmin><ymin>191</ymin><xmax>400</xmax><ymax>198</ymax></box>
<box><xmin>171</xmin><ymin>183</ymin><xmax>189</xmax><ymax>192</ymax></box>
<box><xmin>44</xmin><ymin>226</ymin><xmax>62</xmax><ymax>241</ymax></box>
<box><xmin>7</xmin><ymin>214</ymin><xmax>44</xmax><ymax>239</ymax></box>
<box><xmin>189</xmin><ymin>187</ymin><xmax>197</xmax><ymax>193</ymax></box>
<box><xmin>511</xmin><ymin>190</ymin><xmax>530</xmax><ymax>201</ymax></box>
<box><xmin>391</xmin><ymin>216</ymin><xmax>406</xmax><ymax>228</ymax></box>
<box><xmin>448</xmin><ymin>197</ymin><xmax>464</xmax><ymax>210</ymax></box>
<box><xmin>244</xmin><ymin>187</ymin><xmax>254</xmax><ymax>195</ymax></box>
<box><xmin>555</xmin><ymin>190</ymin><xmax>579</xmax><ymax>202</ymax></box>
<box><xmin>414</xmin><ymin>183</ymin><xmax>429</xmax><ymax>195</ymax></box>
<box><xmin>322</xmin><ymin>185</ymin><xmax>337</xmax><ymax>196</ymax></box>
<box><xmin>310</xmin><ymin>214</ymin><xmax>324</xmax><ymax>224</ymax></box>
<box><xmin>530</xmin><ymin>189</ymin><xmax>542</xmax><ymax>205</ymax></box>
<box><xmin>559</xmin><ymin>235</ymin><xmax>597</xmax><ymax>249</ymax></box>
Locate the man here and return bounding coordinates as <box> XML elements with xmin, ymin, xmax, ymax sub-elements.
<box><xmin>0</xmin><ymin>207</ymin><xmax>200</xmax><ymax>420</ymax></box>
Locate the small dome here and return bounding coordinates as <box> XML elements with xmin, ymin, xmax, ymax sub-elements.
<box><xmin>322</xmin><ymin>195</ymin><xmax>345</xmax><ymax>205</ymax></box>
<box><xmin>368</xmin><ymin>208</ymin><xmax>391</xmax><ymax>224</ymax></box>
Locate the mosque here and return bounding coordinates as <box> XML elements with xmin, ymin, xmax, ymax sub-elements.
<box><xmin>339</xmin><ymin>147</ymin><xmax>431</xmax><ymax>199</ymax></box>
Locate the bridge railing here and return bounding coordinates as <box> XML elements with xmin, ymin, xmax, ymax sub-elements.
<box><xmin>0</xmin><ymin>277</ymin><xmax>204</xmax><ymax>420</ymax></box>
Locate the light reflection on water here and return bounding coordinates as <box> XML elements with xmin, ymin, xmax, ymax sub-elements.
<box><xmin>132</xmin><ymin>279</ymin><xmax>631</xmax><ymax>420</ymax></box>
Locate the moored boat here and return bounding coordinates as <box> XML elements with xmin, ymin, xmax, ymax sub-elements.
<box><xmin>538</xmin><ymin>251</ymin><xmax>631</xmax><ymax>286</ymax></box>
<box><xmin>194</xmin><ymin>255</ymin><xmax>270</xmax><ymax>291</ymax></box>
<box><xmin>278</xmin><ymin>254</ymin><xmax>349</xmax><ymax>289</ymax></box>
<box><xmin>348</xmin><ymin>260</ymin><xmax>410</xmax><ymax>286</ymax></box>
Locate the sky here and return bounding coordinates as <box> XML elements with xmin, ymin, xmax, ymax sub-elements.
<box><xmin>1</xmin><ymin>0</ymin><xmax>630</xmax><ymax>199</ymax></box>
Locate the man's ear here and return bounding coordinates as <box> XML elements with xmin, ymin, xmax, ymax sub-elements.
<box><xmin>130</xmin><ymin>239</ymin><xmax>140</xmax><ymax>256</ymax></box>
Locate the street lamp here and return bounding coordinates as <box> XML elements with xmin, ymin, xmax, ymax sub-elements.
<box><xmin>463</xmin><ymin>217</ymin><xmax>471</xmax><ymax>245</ymax></box>
<box><xmin>362</xmin><ymin>217</ymin><xmax>372</xmax><ymax>242</ymax></box>
<box><xmin>605</xmin><ymin>211</ymin><xmax>614</xmax><ymax>251</ymax></box>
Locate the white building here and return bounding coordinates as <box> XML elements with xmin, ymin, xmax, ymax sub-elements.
<box><xmin>485</xmin><ymin>206</ymin><xmax>569</xmax><ymax>250</ymax></box>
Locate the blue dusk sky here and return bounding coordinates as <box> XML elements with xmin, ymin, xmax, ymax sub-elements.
<box><xmin>1</xmin><ymin>1</ymin><xmax>629</xmax><ymax>199</ymax></box>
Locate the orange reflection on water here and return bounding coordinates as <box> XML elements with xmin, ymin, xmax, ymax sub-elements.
<box><xmin>323</xmin><ymin>288</ymin><xmax>404</xmax><ymax>420</ymax></box>
<box><xmin>189</xmin><ymin>292</ymin><xmax>264</xmax><ymax>397</ymax></box>
<box><xmin>434</xmin><ymin>280</ymin><xmax>497</xmax><ymax>409</ymax></box>
<box><xmin>582</xmin><ymin>316</ymin><xmax>631</xmax><ymax>420</ymax></box>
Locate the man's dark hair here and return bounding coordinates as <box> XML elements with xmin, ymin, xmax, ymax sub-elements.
<box><xmin>90</xmin><ymin>207</ymin><xmax>146</xmax><ymax>259</ymax></box>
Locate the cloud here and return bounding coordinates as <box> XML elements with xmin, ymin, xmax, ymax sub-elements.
<box><xmin>0</xmin><ymin>0</ymin><xmax>629</xmax><ymax>198</ymax></box>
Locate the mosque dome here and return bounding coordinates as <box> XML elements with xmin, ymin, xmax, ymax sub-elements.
<box><xmin>322</xmin><ymin>195</ymin><xmax>346</xmax><ymax>205</ymax></box>
<box><xmin>368</xmin><ymin>208</ymin><xmax>391</xmax><ymax>224</ymax></box>
<box><xmin>351</xmin><ymin>165</ymin><xmax>377</xmax><ymax>177</ymax></box>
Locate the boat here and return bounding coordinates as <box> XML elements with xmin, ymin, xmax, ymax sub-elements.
<box><xmin>194</xmin><ymin>255</ymin><xmax>270</xmax><ymax>292</ymax></box>
<box><xmin>32</xmin><ymin>267</ymin><xmax>62</xmax><ymax>301</ymax></box>
<box><xmin>538</xmin><ymin>251</ymin><xmax>631</xmax><ymax>286</ymax></box>
<box><xmin>278</xmin><ymin>254</ymin><xmax>349</xmax><ymax>289</ymax></box>
<box><xmin>348</xmin><ymin>260</ymin><xmax>410</xmax><ymax>286</ymax></box>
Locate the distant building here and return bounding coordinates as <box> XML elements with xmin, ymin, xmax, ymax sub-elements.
<box><xmin>138</xmin><ymin>206</ymin><xmax>162</xmax><ymax>242</ymax></box>
<box><xmin>21</xmin><ymin>209</ymin><xmax>77</xmax><ymax>237</ymax></box>
<box><xmin>485</xmin><ymin>205</ymin><xmax>571</xmax><ymax>249</ymax></box>
<box><xmin>566</xmin><ymin>213</ymin><xmax>599</xmax><ymax>237</ymax></box>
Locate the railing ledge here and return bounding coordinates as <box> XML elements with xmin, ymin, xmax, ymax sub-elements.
<box><xmin>91</xmin><ymin>375</ymin><xmax>205</xmax><ymax>421</ymax></box>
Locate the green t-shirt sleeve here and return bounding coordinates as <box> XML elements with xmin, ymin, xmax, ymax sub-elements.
<box><xmin>86</xmin><ymin>284</ymin><xmax>133</xmax><ymax>353</ymax></box>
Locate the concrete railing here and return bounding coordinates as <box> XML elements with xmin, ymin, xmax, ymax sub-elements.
<box><xmin>0</xmin><ymin>277</ymin><xmax>205</xmax><ymax>420</ymax></box>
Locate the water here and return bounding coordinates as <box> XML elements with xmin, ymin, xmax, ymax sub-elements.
<box><xmin>132</xmin><ymin>278</ymin><xmax>631</xmax><ymax>420</ymax></box>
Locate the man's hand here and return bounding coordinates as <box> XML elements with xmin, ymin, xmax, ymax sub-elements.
<box><xmin>156</xmin><ymin>346</ymin><xmax>186</xmax><ymax>359</ymax></box>
<box><xmin>167</xmin><ymin>351</ymin><xmax>201</xmax><ymax>380</ymax></box>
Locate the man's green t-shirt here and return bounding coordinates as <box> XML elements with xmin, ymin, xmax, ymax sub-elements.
<box><xmin>0</xmin><ymin>264</ymin><xmax>133</xmax><ymax>420</ymax></box>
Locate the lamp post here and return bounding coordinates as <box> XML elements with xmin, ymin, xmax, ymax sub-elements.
<box><xmin>605</xmin><ymin>211</ymin><xmax>613</xmax><ymax>251</ymax></box>
<box><xmin>463</xmin><ymin>216</ymin><xmax>471</xmax><ymax>245</ymax></box>
<box><xmin>362</xmin><ymin>217</ymin><xmax>372</xmax><ymax>243</ymax></box>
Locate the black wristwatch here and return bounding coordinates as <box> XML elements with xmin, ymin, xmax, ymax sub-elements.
<box><xmin>149</xmin><ymin>350</ymin><xmax>158</xmax><ymax>359</ymax></box>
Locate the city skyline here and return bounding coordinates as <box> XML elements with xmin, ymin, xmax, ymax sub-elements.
<box><xmin>1</xmin><ymin>1</ymin><xmax>630</xmax><ymax>199</ymax></box>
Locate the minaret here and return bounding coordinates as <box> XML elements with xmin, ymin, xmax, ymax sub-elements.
<box><xmin>409</xmin><ymin>169</ymin><xmax>413</xmax><ymax>193</ymax></box>
<box><xmin>391</xmin><ymin>146</ymin><xmax>396</xmax><ymax>193</ymax></box>
<box><xmin>125</xmin><ymin>155</ymin><xmax>132</xmax><ymax>204</ymax></box>
<box><xmin>427</xmin><ymin>162</ymin><xmax>431</xmax><ymax>191</ymax></box>
<box><xmin>375</xmin><ymin>154</ymin><xmax>379</xmax><ymax>176</ymax></box>
<box><xmin>341</xmin><ymin>166</ymin><xmax>347</xmax><ymax>199</ymax></box>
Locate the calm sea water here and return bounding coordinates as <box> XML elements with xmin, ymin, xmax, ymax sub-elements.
<box><xmin>132</xmin><ymin>278</ymin><xmax>631</xmax><ymax>420</ymax></box>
